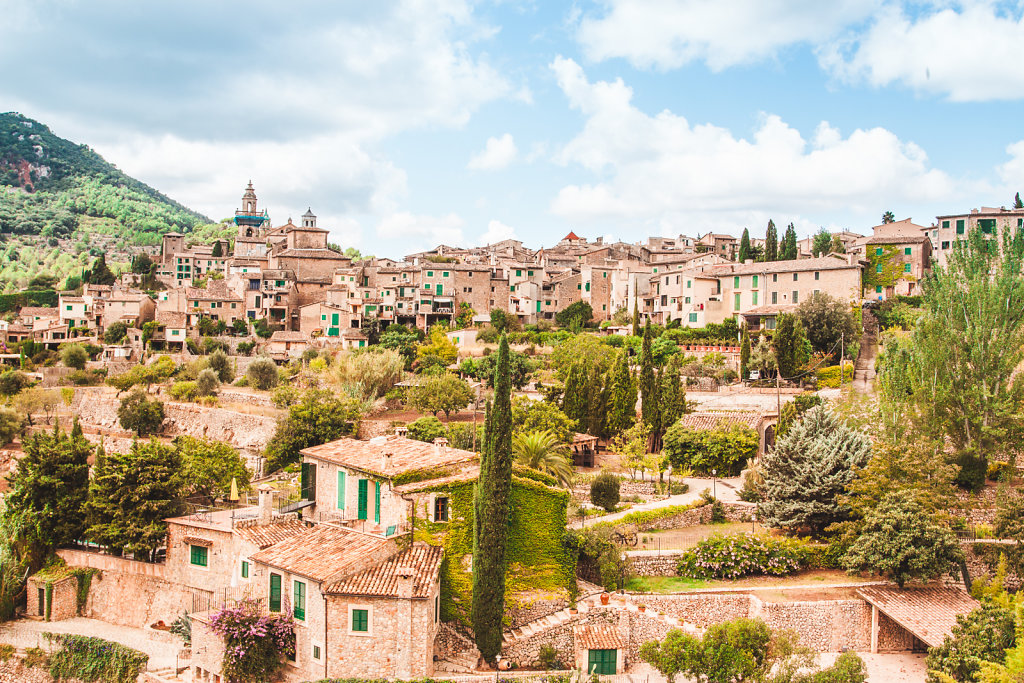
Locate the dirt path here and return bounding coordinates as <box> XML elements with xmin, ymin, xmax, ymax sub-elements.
<box><xmin>570</xmin><ymin>476</ymin><xmax>745</xmax><ymax>529</ymax></box>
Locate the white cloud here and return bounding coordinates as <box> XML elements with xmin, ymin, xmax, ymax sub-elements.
<box><xmin>549</xmin><ymin>57</ymin><xmax>957</xmax><ymax>234</ymax></box>
<box><xmin>480</xmin><ymin>219</ymin><xmax>517</xmax><ymax>244</ymax></box>
<box><xmin>467</xmin><ymin>134</ymin><xmax>519</xmax><ymax>170</ymax></box>
<box><xmin>819</xmin><ymin>3</ymin><xmax>1024</xmax><ymax>101</ymax></box>
<box><xmin>375</xmin><ymin>212</ymin><xmax>466</xmax><ymax>253</ymax></box>
<box><xmin>577</xmin><ymin>0</ymin><xmax>879</xmax><ymax>71</ymax></box>
<box><xmin>997</xmin><ymin>140</ymin><xmax>1024</xmax><ymax>192</ymax></box>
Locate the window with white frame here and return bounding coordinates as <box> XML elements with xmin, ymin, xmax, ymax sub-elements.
<box><xmin>349</xmin><ymin>605</ymin><xmax>372</xmax><ymax>636</ymax></box>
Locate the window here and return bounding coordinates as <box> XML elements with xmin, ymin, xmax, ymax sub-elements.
<box><xmin>269</xmin><ymin>573</ymin><xmax>282</xmax><ymax>612</ymax></box>
<box><xmin>427</xmin><ymin>271</ymin><xmax>433</xmax><ymax>277</ymax></box>
<box><xmin>358</xmin><ymin>479</ymin><xmax>368</xmax><ymax>520</ymax></box>
<box><xmin>588</xmin><ymin>649</ymin><xmax>617</xmax><ymax>675</ymax></box>
<box><xmin>956</xmin><ymin>219</ymin><xmax>965</xmax><ymax>234</ymax></box>
<box><xmin>979</xmin><ymin>219</ymin><xmax>997</xmax><ymax>234</ymax></box>
<box><xmin>351</xmin><ymin>607</ymin><xmax>370</xmax><ymax>633</ymax></box>
<box><xmin>792</xmin><ymin>291</ymin><xmax>799</xmax><ymax>304</ymax></box>
<box><xmin>733</xmin><ymin>293</ymin><xmax>740</xmax><ymax>311</ymax></box>
<box><xmin>876</xmin><ymin>264</ymin><xmax>882</xmax><ymax>274</ymax></box>
<box><xmin>904</xmin><ymin>263</ymin><xmax>911</xmax><ymax>273</ymax></box>
<box><xmin>941</xmin><ymin>241</ymin><xmax>950</xmax><ymax>249</ymax></box>
<box><xmin>374</xmin><ymin>481</ymin><xmax>381</xmax><ymax>524</ymax></box>
<box><xmin>293</xmin><ymin>580</ymin><xmax>306</xmax><ymax>620</ymax></box>
<box><xmin>814</xmin><ymin>271</ymin><xmax>819</xmax><ymax>281</ymax></box>
<box><xmin>942</xmin><ymin>220</ymin><xmax>950</xmax><ymax>229</ymax></box>
<box><xmin>772</xmin><ymin>274</ymin><xmax>778</xmax><ymax>283</ymax></box>
<box><xmin>684</xmin><ymin>297</ymin><xmax>690</xmax><ymax>304</ymax></box>
<box><xmin>686</xmin><ymin>280</ymin><xmax>692</xmax><ymax>288</ymax></box>
<box><xmin>190</xmin><ymin>544</ymin><xmax>208</xmax><ymax>567</ymax></box>
<box><xmin>876</xmin><ymin>285</ymin><xmax>882</xmax><ymax>294</ymax></box>
<box><xmin>792</xmin><ymin>273</ymin><xmax>798</xmax><ymax>281</ymax></box>
<box><xmin>904</xmin><ymin>247</ymin><xmax>912</xmax><ymax>255</ymax></box>
<box><xmin>752</xmin><ymin>291</ymin><xmax>758</xmax><ymax>306</ymax></box>
<box><xmin>752</xmin><ymin>275</ymin><xmax>758</xmax><ymax>287</ymax></box>
<box><xmin>875</xmin><ymin>247</ymin><xmax>883</xmax><ymax>256</ymax></box>
<box><xmin>688</xmin><ymin>313</ymin><xmax>697</xmax><ymax>323</ymax></box>
<box><xmin>434</xmin><ymin>496</ymin><xmax>449</xmax><ymax>522</ymax></box>
<box><xmin>313</xmin><ymin>645</ymin><xmax>321</xmax><ymax>661</ymax></box>
<box><xmin>241</xmin><ymin>561</ymin><xmax>249</xmax><ymax>579</ymax></box>
<box><xmin>442</xmin><ymin>271</ymin><xmax>449</xmax><ymax>278</ymax></box>
<box><xmin>771</xmin><ymin>292</ymin><xmax>778</xmax><ymax>304</ymax></box>
<box><xmin>733</xmin><ymin>276</ymin><xmax>739</xmax><ymax>289</ymax></box>
<box><xmin>337</xmin><ymin>471</ymin><xmax>346</xmax><ymax>510</ymax></box>
<box><xmin>766</xmin><ymin>317</ymin><xmax>777</xmax><ymax>330</ymax></box>
<box><xmin>435</xmin><ymin>595</ymin><xmax>440</xmax><ymax>623</ymax></box>
<box><xmin>516</xmin><ymin>270</ymin><xmax>522</xmax><ymax>277</ymax></box>
<box><xmin>529</xmin><ymin>270</ymin><xmax>534</xmax><ymax>276</ymax></box>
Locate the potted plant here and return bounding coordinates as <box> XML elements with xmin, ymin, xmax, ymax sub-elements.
<box><xmin>569</xmin><ymin>600</ymin><xmax>578</xmax><ymax>615</ymax></box>
<box><xmin>638</xmin><ymin>604</ymin><xmax>646</xmax><ymax>613</ymax></box>
<box><xmin>600</xmin><ymin>592</ymin><xmax>610</xmax><ymax>605</ymax></box>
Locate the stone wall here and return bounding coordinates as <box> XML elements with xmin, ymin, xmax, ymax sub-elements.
<box><xmin>962</xmin><ymin>540</ymin><xmax>1022</xmax><ymax>591</ymax></box>
<box><xmin>628</xmin><ymin>553</ymin><xmax>682</xmax><ymax>577</ymax></box>
<box><xmin>507</xmin><ymin>593</ymin><xmax>570</xmax><ymax>630</ymax></box>
<box><xmin>435</xmin><ymin>622</ymin><xmax>475</xmax><ymax>659</ymax></box>
<box><xmin>0</xmin><ymin>657</ymin><xmax>159</xmax><ymax>683</ymax></box>
<box><xmin>26</xmin><ymin>574</ymin><xmax>77</xmax><ymax>621</ymax></box>
<box><xmin>639</xmin><ymin>593</ymin><xmax>751</xmax><ymax>627</ymax></box>
<box><xmin>751</xmin><ymin>596</ymin><xmax>870</xmax><ymax>652</ymax></box>
<box><xmin>502</xmin><ymin>609</ymin><xmax>620</xmax><ymax>669</ymax></box>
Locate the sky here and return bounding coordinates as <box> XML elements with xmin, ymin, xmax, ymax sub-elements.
<box><xmin>3</xmin><ymin>0</ymin><xmax>1024</xmax><ymax>257</ymax></box>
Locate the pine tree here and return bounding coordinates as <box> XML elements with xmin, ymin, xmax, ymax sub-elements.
<box><xmin>607</xmin><ymin>350</ymin><xmax>637</xmax><ymax>436</ymax></box>
<box><xmin>760</xmin><ymin>406</ymin><xmax>872</xmax><ymax>535</ymax></box>
<box><xmin>780</xmin><ymin>223</ymin><xmax>798</xmax><ymax>260</ymax></box>
<box><xmin>472</xmin><ymin>334</ymin><xmax>514</xmax><ymax>664</ymax></box>
<box><xmin>85</xmin><ymin>439</ymin><xmax>185</xmax><ymax>560</ymax></box>
<box><xmin>658</xmin><ymin>354</ymin><xmax>688</xmax><ymax>431</ymax></box>
<box><xmin>85</xmin><ymin>253</ymin><xmax>116</xmax><ymax>286</ymax></box>
<box><xmin>764</xmin><ymin>220</ymin><xmax>778</xmax><ymax>261</ymax></box>
<box><xmin>561</xmin><ymin>362</ymin><xmax>588</xmax><ymax>428</ymax></box>
<box><xmin>639</xmin><ymin>322</ymin><xmax>660</xmax><ymax>435</ymax></box>
<box><xmin>632</xmin><ymin>298</ymin><xmax>641</xmax><ymax>337</ymax></box>
<box><xmin>740</xmin><ymin>325</ymin><xmax>750</xmax><ymax>381</ymax></box>
<box><xmin>739</xmin><ymin>228</ymin><xmax>751</xmax><ymax>262</ymax></box>
<box><xmin>5</xmin><ymin>419</ymin><xmax>92</xmax><ymax>549</ymax></box>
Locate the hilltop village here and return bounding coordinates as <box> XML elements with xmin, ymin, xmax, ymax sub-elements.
<box><xmin>0</xmin><ymin>184</ymin><xmax>1023</xmax><ymax>683</ymax></box>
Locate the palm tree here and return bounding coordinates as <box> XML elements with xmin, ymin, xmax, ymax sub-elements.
<box><xmin>882</xmin><ymin>210</ymin><xmax>895</xmax><ymax>224</ymax></box>
<box><xmin>512</xmin><ymin>430</ymin><xmax>574</xmax><ymax>487</ymax></box>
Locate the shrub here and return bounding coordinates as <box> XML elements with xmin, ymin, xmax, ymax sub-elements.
<box><xmin>236</xmin><ymin>341</ymin><xmax>256</xmax><ymax>356</ymax></box>
<box><xmin>662</xmin><ymin>421</ymin><xmax>758</xmax><ymax>476</ymax></box>
<box><xmin>272</xmin><ymin>384</ymin><xmax>300</xmax><ymax>408</ymax></box>
<box><xmin>0</xmin><ymin>370</ymin><xmax>31</xmax><ymax>396</ymax></box>
<box><xmin>68</xmin><ymin>369</ymin><xmax>104</xmax><ymax>386</ymax></box>
<box><xmin>0</xmin><ymin>643</ymin><xmax>14</xmax><ymax>662</ymax></box>
<box><xmin>406</xmin><ymin>416</ymin><xmax>446</xmax><ymax>443</ymax></box>
<box><xmin>537</xmin><ymin>643</ymin><xmax>561</xmax><ymax>670</ymax></box>
<box><xmin>195</xmin><ymin>369</ymin><xmax>220</xmax><ymax>397</ymax></box>
<box><xmin>45</xmin><ymin>632</ymin><xmax>148</xmax><ymax>683</ymax></box>
<box><xmin>117</xmin><ymin>387</ymin><xmax>165</xmax><ymax>436</ymax></box>
<box><xmin>247</xmin><ymin>357</ymin><xmax>279</xmax><ymax>390</ymax></box>
<box><xmin>815</xmin><ymin>362</ymin><xmax>855</xmax><ymax>388</ymax></box>
<box><xmin>23</xmin><ymin>646</ymin><xmax>48</xmax><ymax>669</ymax></box>
<box><xmin>590</xmin><ymin>472</ymin><xmax>621</xmax><ymax>512</ymax></box>
<box><xmin>60</xmin><ymin>343</ymin><xmax>88</xmax><ymax>370</ymax></box>
<box><xmin>677</xmin><ymin>533</ymin><xmax>808</xmax><ymax>580</ymax></box>
<box><xmin>988</xmin><ymin>461</ymin><xmax>1011</xmax><ymax>482</ymax></box>
<box><xmin>103</xmin><ymin>321</ymin><xmax>128</xmax><ymax>344</ymax></box>
<box><xmin>207</xmin><ymin>349</ymin><xmax>234</xmax><ymax>383</ymax></box>
<box><xmin>169</xmin><ymin>381</ymin><xmax>198</xmax><ymax>401</ymax></box>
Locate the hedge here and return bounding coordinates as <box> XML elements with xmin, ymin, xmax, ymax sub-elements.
<box><xmin>589</xmin><ymin>500</ymin><xmax>706</xmax><ymax>532</ymax></box>
<box><xmin>815</xmin><ymin>362</ymin><xmax>855</xmax><ymax>388</ymax></box>
<box><xmin>0</xmin><ymin>289</ymin><xmax>57</xmax><ymax>313</ymax></box>
<box><xmin>44</xmin><ymin>633</ymin><xmax>148</xmax><ymax>683</ymax></box>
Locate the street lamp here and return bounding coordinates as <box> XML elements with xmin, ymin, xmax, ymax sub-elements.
<box><xmin>495</xmin><ymin>655</ymin><xmax>502</xmax><ymax>682</ymax></box>
<box><xmin>712</xmin><ymin>469</ymin><xmax>717</xmax><ymax>500</ymax></box>
<box><xmin>619</xmin><ymin>552</ymin><xmax>627</xmax><ymax>593</ymax></box>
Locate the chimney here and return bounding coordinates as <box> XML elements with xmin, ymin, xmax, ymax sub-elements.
<box><xmin>257</xmin><ymin>484</ymin><xmax>276</xmax><ymax>525</ymax></box>
<box><xmin>395</xmin><ymin>566</ymin><xmax>416</xmax><ymax>599</ymax></box>
<box><xmin>744</xmin><ymin>259</ymin><xmax>753</xmax><ymax>265</ymax></box>
<box><xmin>433</xmin><ymin>437</ymin><xmax>449</xmax><ymax>450</ymax></box>
<box><xmin>382</xmin><ymin>451</ymin><xmax>393</xmax><ymax>473</ymax></box>
<box><xmin>394</xmin><ymin>425</ymin><xmax>409</xmax><ymax>437</ymax></box>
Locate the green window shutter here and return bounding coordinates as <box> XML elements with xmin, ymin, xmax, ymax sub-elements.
<box><xmin>300</xmin><ymin>462</ymin><xmax>316</xmax><ymax>501</ymax></box>
<box><xmin>688</xmin><ymin>313</ymin><xmax>697</xmax><ymax>323</ymax></box>
<box><xmin>903</xmin><ymin>263</ymin><xmax>911</xmax><ymax>273</ymax></box>
<box><xmin>529</xmin><ymin>270</ymin><xmax>534</xmax><ymax>276</ymax></box>
<box><xmin>337</xmin><ymin>470</ymin><xmax>346</xmax><ymax>510</ymax></box>
<box><xmin>352</xmin><ymin>608</ymin><xmax>369</xmax><ymax>632</ymax></box>
<box><xmin>752</xmin><ymin>275</ymin><xmax>758</xmax><ymax>287</ymax></box>
<box><xmin>876</xmin><ymin>285</ymin><xmax>882</xmax><ymax>293</ymax></box>
<box><xmin>588</xmin><ymin>649</ymin><xmax>617</xmax><ymax>675</ymax></box>
<box><xmin>752</xmin><ymin>291</ymin><xmax>758</xmax><ymax>306</ymax></box>
<box><xmin>190</xmin><ymin>545</ymin><xmax>208</xmax><ymax>567</ymax></box>
<box><xmin>904</xmin><ymin>247</ymin><xmax>912</xmax><ymax>255</ymax></box>
<box><xmin>374</xmin><ymin>481</ymin><xmax>381</xmax><ymax>523</ymax></box>
<box><xmin>875</xmin><ymin>264</ymin><xmax>882</xmax><ymax>273</ymax></box>
<box><xmin>585</xmin><ymin>282</ymin><xmax>590</xmax><ymax>292</ymax></box>
<box><xmin>331</xmin><ymin>313</ymin><xmax>339</xmax><ymax>325</ymax></box>
<box><xmin>942</xmin><ymin>220</ymin><xmax>950</xmax><ymax>229</ymax></box>
<box><xmin>956</xmin><ymin>219</ymin><xmax>965</xmax><ymax>234</ymax></box>
<box><xmin>269</xmin><ymin>573</ymin><xmax>282</xmax><ymax>612</ymax></box>
<box><xmin>358</xmin><ymin>479</ymin><xmax>368</xmax><ymax>520</ymax></box>
<box><xmin>733</xmin><ymin>276</ymin><xmax>739</xmax><ymax>288</ymax></box>
<box><xmin>427</xmin><ymin>271</ymin><xmax>433</xmax><ymax>277</ymax></box>
<box><xmin>436</xmin><ymin>284</ymin><xmax>443</xmax><ymax>295</ymax></box>
<box><xmin>516</xmin><ymin>270</ymin><xmax>522</xmax><ymax>277</ymax></box>
<box><xmin>443</xmin><ymin>271</ymin><xmax>449</xmax><ymax>278</ymax></box>
<box><xmin>293</xmin><ymin>580</ymin><xmax>305</xmax><ymax>620</ymax></box>
<box><xmin>241</xmin><ymin>561</ymin><xmax>249</xmax><ymax>579</ymax></box>
<box><xmin>733</xmin><ymin>293</ymin><xmax>740</xmax><ymax>311</ymax></box>
<box><xmin>875</xmin><ymin>247</ymin><xmax>883</xmax><ymax>255</ymax></box>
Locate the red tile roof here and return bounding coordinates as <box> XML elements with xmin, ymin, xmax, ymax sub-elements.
<box><xmin>857</xmin><ymin>586</ymin><xmax>979</xmax><ymax>648</ymax></box>
<box><xmin>234</xmin><ymin>519</ymin><xmax>310</xmax><ymax>549</ymax></box>
<box><xmin>250</xmin><ymin>525</ymin><xmax>389</xmax><ymax>582</ymax></box>
<box><xmin>563</xmin><ymin>231</ymin><xmax>582</xmax><ymax>241</ymax></box>
<box><xmin>301</xmin><ymin>435</ymin><xmax>477</xmax><ymax>477</ymax></box>
<box><xmin>575</xmin><ymin>624</ymin><xmax>625</xmax><ymax>650</ymax></box>
<box><xmin>325</xmin><ymin>543</ymin><xmax>442</xmax><ymax>599</ymax></box>
<box><xmin>678</xmin><ymin>411</ymin><xmax>768</xmax><ymax>431</ymax></box>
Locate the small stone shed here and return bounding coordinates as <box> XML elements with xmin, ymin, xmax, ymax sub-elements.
<box><xmin>26</xmin><ymin>568</ymin><xmax>82</xmax><ymax>621</ymax></box>
<box><xmin>571</xmin><ymin>433</ymin><xmax>599</xmax><ymax>468</ymax></box>
<box><xmin>574</xmin><ymin>624</ymin><xmax>625</xmax><ymax>675</ymax></box>
<box><xmin>857</xmin><ymin>585</ymin><xmax>980</xmax><ymax>653</ymax></box>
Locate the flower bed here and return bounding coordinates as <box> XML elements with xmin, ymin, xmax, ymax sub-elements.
<box><xmin>676</xmin><ymin>533</ymin><xmax>809</xmax><ymax>580</ymax></box>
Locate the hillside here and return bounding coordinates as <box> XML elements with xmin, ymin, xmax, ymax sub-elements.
<box><xmin>0</xmin><ymin>112</ymin><xmax>223</xmax><ymax>292</ymax></box>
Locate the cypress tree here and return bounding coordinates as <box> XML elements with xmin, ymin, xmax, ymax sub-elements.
<box><xmin>212</xmin><ymin>240</ymin><xmax>224</xmax><ymax>258</ymax></box>
<box><xmin>764</xmin><ymin>220</ymin><xmax>778</xmax><ymax>261</ymax></box>
<box><xmin>739</xmin><ymin>228</ymin><xmax>751</xmax><ymax>262</ymax></box>
<box><xmin>659</xmin><ymin>354</ymin><xmax>688</xmax><ymax>430</ymax></box>
<box><xmin>774</xmin><ymin>313</ymin><xmax>809</xmax><ymax>379</ymax></box>
<box><xmin>740</xmin><ymin>325</ymin><xmax>750</xmax><ymax>381</ymax></box>
<box><xmin>632</xmin><ymin>299</ymin><xmax>640</xmax><ymax>337</ymax></box>
<box><xmin>586</xmin><ymin>366</ymin><xmax>609</xmax><ymax>438</ymax></box>
<box><xmin>561</xmin><ymin>362</ymin><xmax>588</xmax><ymax>428</ymax></box>
<box><xmin>1016</xmin><ymin>192</ymin><xmax>1023</xmax><ymax>210</ymax></box>
<box><xmin>6</xmin><ymin>418</ymin><xmax>92</xmax><ymax>549</ymax></box>
<box><xmin>472</xmin><ymin>334</ymin><xmax>514</xmax><ymax>664</ymax></box>
<box><xmin>639</xmin><ymin>322</ymin><xmax>660</xmax><ymax>433</ymax></box>
<box><xmin>781</xmin><ymin>223</ymin><xmax>798</xmax><ymax>260</ymax></box>
<box><xmin>607</xmin><ymin>349</ymin><xmax>637</xmax><ymax>436</ymax></box>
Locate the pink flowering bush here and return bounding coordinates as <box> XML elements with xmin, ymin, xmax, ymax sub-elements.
<box><xmin>677</xmin><ymin>533</ymin><xmax>808</xmax><ymax>580</ymax></box>
<box><xmin>207</xmin><ymin>599</ymin><xmax>295</xmax><ymax>683</ymax></box>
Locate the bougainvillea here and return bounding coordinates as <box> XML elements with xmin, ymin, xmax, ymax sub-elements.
<box><xmin>207</xmin><ymin>599</ymin><xmax>295</xmax><ymax>683</ymax></box>
<box><xmin>676</xmin><ymin>533</ymin><xmax>808</xmax><ymax>580</ymax></box>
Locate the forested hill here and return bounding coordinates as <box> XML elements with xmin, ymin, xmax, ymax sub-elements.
<box><xmin>0</xmin><ymin>112</ymin><xmax>225</xmax><ymax>292</ymax></box>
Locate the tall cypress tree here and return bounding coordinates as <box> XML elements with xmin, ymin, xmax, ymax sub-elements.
<box><xmin>659</xmin><ymin>354</ymin><xmax>688</xmax><ymax>431</ymax></box>
<box><xmin>6</xmin><ymin>418</ymin><xmax>92</xmax><ymax>549</ymax></box>
<box><xmin>639</xmin><ymin>322</ymin><xmax>660</xmax><ymax>434</ymax></box>
<box><xmin>607</xmin><ymin>350</ymin><xmax>637</xmax><ymax>436</ymax></box>
<box><xmin>211</xmin><ymin>240</ymin><xmax>224</xmax><ymax>258</ymax></box>
<box><xmin>562</xmin><ymin>362</ymin><xmax>588</xmax><ymax>428</ymax></box>
<box><xmin>632</xmin><ymin>298</ymin><xmax>641</xmax><ymax>337</ymax></box>
<box><xmin>472</xmin><ymin>334</ymin><xmax>514</xmax><ymax>664</ymax></box>
<box><xmin>781</xmin><ymin>223</ymin><xmax>798</xmax><ymax>260</ymax></box>
<box><xmin>739</xmin><ymin>228</ymin><xmax>751</xmax><ymax>262</ymax></box>
<box><xmin>764</xmin><ymin>220</ymin><xmax>778</xmax><ymax>262</ymax></box>
<box><xmin>740</xmin><ymin>325</ymin><xmax>750</xmax><ymax>381</ymax></box>
<box><xmin>586</xmin><ymin>366</ymin><xmax>609</xmax><ymax>438</ymax></box>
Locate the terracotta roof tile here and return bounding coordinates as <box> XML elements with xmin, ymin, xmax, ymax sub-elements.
<box><xmin>857</xmin><ymin>586</ymin><xmax>979</xmax><ymax>648</ymax></box>
<box><xmin>677</xmin><ymin>411</ymin><xmax>767</xmax><ymax>431</ymax></box>
<box><xmin>269</xmin><ymin>331</ymin><xmax>309</xmax><ymax>343</ymax></box>
<box><xmin>714</xmin><ymin>255</ymin><xmax>860</xmax><ymax>276</ymax></box>
<box><xmin>865</xmin><ymin>235</ymin><xmax>931</xmax><ymax>245</ymax></box>
<box><xmin>575</xmin><ymin>624</ymin><xmax>625</xmax><ymax>650</ymax></box>
<box><xmin>302</xmin><ymin>435</ymin><xmax>477</xmax><ymax>477</ymax></box>
<box><xmin>234</xmin><ymin>519</ymin><xmax>309</xmax><ymax>549</ymax></box>
<box><xmin>19</xmin><ymin>307</ymin><xmax>57</xmax><ymax>317</ymax></box>
<box><xmin>325</xmin><ymin>543</ymin><xmax>442</xmax><ymax>598</ymax></box>
<box><xmin>250</xmin><ymin>525</ymin><xmax>389</xmax><ymax>582</ymax></box>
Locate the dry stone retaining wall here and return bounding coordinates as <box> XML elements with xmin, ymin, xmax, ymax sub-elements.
<box><xmin>752</xmin><ymin>596</ymin><xmax>870</xmax><ymax>652</ymax></box>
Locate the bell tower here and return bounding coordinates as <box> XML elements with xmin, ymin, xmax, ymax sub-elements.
<box><xmin>302</xmin><ymin>208</ymin><xmax>317</xmax><ymax>229</ymax></box>
<box><xmin>234</xmin><ymin>180</ymin><xmax>268</xmax><ymax>238</ymax></box>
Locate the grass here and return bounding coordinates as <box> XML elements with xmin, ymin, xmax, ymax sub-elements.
<box><xmin>625</xmin><ymin>576</ymin><xmax>707</xmax><ymax>593</ymax></box>
<box><xmin>624</xmin><ymin>570</ymin><xmax>875</xmax><ymax>596</ymax></box>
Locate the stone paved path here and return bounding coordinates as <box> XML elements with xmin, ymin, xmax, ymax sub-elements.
<box><xmin>570</xmin><ymin>476</ymin><xmax>745</xmax><ymax>529</ymax></box>
<box><xmin>0</xmin><ymin>617</ymin><xmax>182</xmax><ymax>670</ymax></box>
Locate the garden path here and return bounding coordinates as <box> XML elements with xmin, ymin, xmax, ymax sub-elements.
<box><xmin>569</xmin><ymin>475</ymin><xmax>744</xmax><ymax>530</ymax></box>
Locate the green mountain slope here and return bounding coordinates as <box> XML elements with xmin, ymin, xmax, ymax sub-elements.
<box><xmin>0</xmin><ymin>112</ymin><xmax>223</xmax><ymax>292</ymax></box>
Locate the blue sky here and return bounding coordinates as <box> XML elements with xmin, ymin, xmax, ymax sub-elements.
<box><xmin>3</xmin><ymin>0</ymin><xmax>1024</xmax><ymax>256</ymax></box>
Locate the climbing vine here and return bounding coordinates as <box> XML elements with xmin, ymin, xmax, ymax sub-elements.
<box><xmin>862</xmin><ymin>244</ymin><xmax>915</xmax><ymax>294</ymax></box>
<box><xmin>44</xmin><ymin>633</ymin><xmax>148</xmax><ymax>683</ymax></box>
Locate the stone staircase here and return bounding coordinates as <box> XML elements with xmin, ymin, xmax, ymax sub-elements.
<box><xmin>144</xmin><ymin>668</ymin><xmax>185</xmax><ymax>682</ymax></box>
<box><xmin>434</xmin><ymin>647</ymin><xmax>482</xmax><ymax>674</ymax></box>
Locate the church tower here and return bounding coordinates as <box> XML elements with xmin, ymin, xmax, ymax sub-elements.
<box><xmin>234</xmin><ymin>181</ymin><xmax>269</xmax><ymax>239</ymax></box>
<box><xmin>301</xmin><ymin>208</ymin><xmax>317</xmax><ymax>229</ymax></box>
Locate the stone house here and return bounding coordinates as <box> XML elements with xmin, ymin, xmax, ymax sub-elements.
<box><xmin>267</xmin><ymin>330</ymin><xmax>310</xmax><ymax>360</ymax></box>
<box><xmin>931</xmin><ymin>206</ymin><xmax>1024</xmax><ymax>267</ymax></box>
<box><xmin>19</xmin><ymin>306</ymin><xmax>58</xmax><ymax>330</ymax></box>
<box><xmin>186</xmin><ymin>280</ymin><xmax>245</xmax><ymax>329</ymax></box>
<box><xmin>104</xmin><ymin>291</ymin><xmax>155</xmax><ymax>329</ymax></box>
<box><xmin>862</xmin><ymin>234</ymin><xmax>932</xmax><ymax>301</ymax></box>
<box><xmin>152</xmin><ymin>310</ymin><xmax>187</xmax><ymax>350</ymax></box>
<box><xmin>58</xmin><ymin>294</ymin><xmax>96</xmax><ymax>332</ymax></box>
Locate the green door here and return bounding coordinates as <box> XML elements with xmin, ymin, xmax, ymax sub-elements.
<box><xmin>374</xmin><ymin>481</ymin><xmax>381</xmax><ymax>523</ymax></box>
<box><xmin>588</xmin><ymin>649</ymin><xmax>617</xmax><ymax>675</ymax></box>
<box><xmin>269</xmin><ymin>573</ymin><xmax>282</xmax><ymax>612</ymax></box>
<box><xmin>357</xmin><ymin>479</ymin><xmax>368</xmax><ymax>520</ymax></box>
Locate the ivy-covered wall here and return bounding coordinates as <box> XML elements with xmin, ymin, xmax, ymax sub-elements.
<box><xmin>862</xmin><ymin>244</ymin><xmax>915</xmax><ymax>295</ymax></box>
<box><xmin>412</xmin><ymin>472</ymin><xmax>574</xmax><ymax>630</ymax></box>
